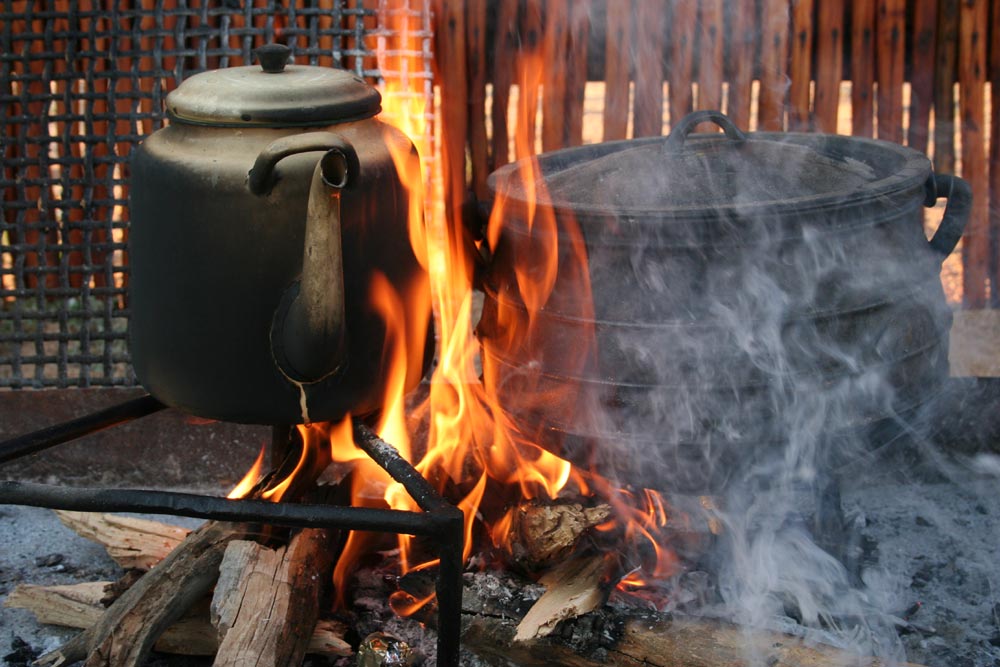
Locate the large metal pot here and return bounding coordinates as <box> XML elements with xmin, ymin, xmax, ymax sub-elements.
<box><xmin>480</xmin><ymin>111</ymin><xmax>971</xmax><ymax>491</ymax></box>
<box><xmin>129</xmin><ymin>45</ymin><xmax>432</xmax><ymax>424</ymax></box>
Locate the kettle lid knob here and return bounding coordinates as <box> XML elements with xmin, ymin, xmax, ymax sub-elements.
<box><xmin>254</xmin><ymin>43</ymin><xmax>291</xmax><ymax>73</ymax></box>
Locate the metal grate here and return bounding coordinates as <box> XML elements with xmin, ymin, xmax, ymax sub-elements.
<box><xmin>1</xmin><ymin>0</ymin><xmax>433</xmax><ymax>389</ymax></box>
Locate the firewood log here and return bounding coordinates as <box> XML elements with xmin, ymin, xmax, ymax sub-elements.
<box><xmin>54</xmin><ymin>510</ymin><xmax>189</xmax><ymax>571</ymax></box>
<box><xmin>505</xmin><ymin>501</ymin><xmax>612</xmax><ymax>570</ymax></box>
<box><xmin>4</xmin><ymin>581</ymin><xmax>350</xmax><ymax>658</ymax></box>
<box><xmin>211</xmin><ymin>529</ymin><xmax>335</xmax><ymax>667</ymax></box>
<box><xmin>457</xmin><ymin>570</ymin><xmax>925</xmax><ymax>667</ymax></box>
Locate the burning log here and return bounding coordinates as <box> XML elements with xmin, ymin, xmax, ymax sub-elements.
<box><xmin>457</xmin><ymin>570</ymin><xmax>926</xmax><ymax>667</ymax></box>
<box><xmin>4</xmin><ymin>580</ymin><xmax>350</xmax><ymax>658</ymax></box>
<box><xmin>211</xmin><ymin>529</ymin><xmax>335</xmax><ymax>666</ymax></box>
<box><xmin>504</xmin><ymin>500</ymin><xmax>612</xmax><ymax>571</ymax></box>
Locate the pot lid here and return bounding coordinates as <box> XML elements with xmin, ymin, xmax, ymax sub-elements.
<box><xmin>165</xmin><ymin>44</ymin><xmax>382</xmax><ymax>127</ymax></box>
<box><xmin>495</xmin><ymin>111</ymin><xmax>928</xmax><ymax>218</ymax></box>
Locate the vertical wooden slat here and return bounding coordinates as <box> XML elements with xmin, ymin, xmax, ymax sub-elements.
<box><xmin>635</xmin><ymin>0</ymin><xmax>667</xmax><ymax>136</ymax></box>
<box><xmin>876</xmin><ymin>0</ymin><xmax>905</xmax><ymax>143</ymax></box>
<box><xmin>934</xmin><ymin>0</ymin><xmax>959</xmax><ymax>173</ymax></box>
<box><xmin>517</xmin><ymin>0</ymin><xmax>543</xmax><ymax>157</ymax></box>
<box><xmin>696</xmin><ymin>0</ymin><xmax>724</xmax><ymax>112</ymax></box>
<box><xmin>603</xmin><ymin>0</ymin><xmax>631</xmax><ymax>140</ymax></box>
<box><xmin>433</xmin><ymin>0</ymin><xmax>468</xmax><ymax>224</ymax></box>
<box><xmin>788</xmin><ymin>0</ymin><xmax>814</xmax><ymax>130</ymax></box>
<box><xmin>959</xmin><ymin>0</ymin><xmax>989</xmax><ymax>307</ymax></box>
<box><xmin>758</xmin><ymin>0</ymin><xmax>789</xmax><ymax>130</ymax></box>
<box><xmin>726</xmin><ymin>0</ymin><xmax>754</xmax><ymax>130</ymax></box>
<box><xmin>851</xmin><ymin>0</ymin><xmax>877</xmax><ymax>136</ymax></box>
<box><xmin>813</xmin><ymin>0</ymin><xmax>845</xmax><ymax>133</ymax></box>
<box><xmin>990</xmin><ymin>0</ymin><xmax>1000</xmax><ymax>305</ymax></box>
<box><xmin>908</xmin><ymin>0</ymin><xmax>938</xmax><ymax>151</ymax></box>
<box><xmin>665</xmin><ymin>0</ymin><xmax>694</xmax><ymax>128</ymax></box>
<box><xmin>466</xmin><ymin>0</ymin><xmax>488</xmax><ymax>201</ymax></box>
<box><xmin>541</xmin><ymin>0</ymin><xmax>570</xmax><ymax>151</ymax></box>
<box><xmin>490</xmin><ymin>0</ymin><xmax>518</xmax><ymax>169</ymax></box>
<box><xmin>564</xmin><ymin>0</ymin><xmax>589</xmax><ymax>147</ymax></box>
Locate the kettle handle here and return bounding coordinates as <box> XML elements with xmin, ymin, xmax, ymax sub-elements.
<box><xmin>249</xmin><ymin>132</ymin><xmax>359</xmax><ymax>382</ymax></box>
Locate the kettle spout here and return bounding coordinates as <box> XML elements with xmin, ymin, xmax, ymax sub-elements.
<box><xmin>278</xmin><ymin>147</ymin><xmax>351</xmax><ymax>382</ymax></box>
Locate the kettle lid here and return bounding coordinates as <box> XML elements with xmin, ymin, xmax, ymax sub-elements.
<box><xmin>165</xmin><ymin>44</ymin><xmax>382</xmax><ymax>127</ymax></box>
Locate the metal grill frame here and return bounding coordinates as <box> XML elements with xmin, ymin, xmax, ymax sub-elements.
<box><xmin>0</xmin><ymin>399</ymin><xmax>465</xmax><ymax>666</ymax></box>
<box><xmin>1</xmin><ymin>0</ymin><xmax>435</xmax><ymax>389</ymax></box>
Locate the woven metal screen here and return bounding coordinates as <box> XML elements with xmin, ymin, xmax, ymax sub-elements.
<box><xmin>1</xmin><ymin>0</ymin><xmax>434</xmax><ymax>389</ymax></box>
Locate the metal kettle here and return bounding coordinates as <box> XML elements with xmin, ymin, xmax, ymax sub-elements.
<box><xmin>128</xmin><ymin>45</ymin><xmax>432</xmax><ymax>425</ymax></box>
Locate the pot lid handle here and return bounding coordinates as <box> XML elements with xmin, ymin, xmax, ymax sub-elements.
<box><xmin>665</xmin><ymin>110</ymin><xmax>747</xmax><ymax>152</ymax></box>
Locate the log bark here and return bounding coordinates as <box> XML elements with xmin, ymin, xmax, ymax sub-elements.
<box><xmin>54</xmin><ymin>510</ymin><xmax>190</xmax><ymax>571</ymax></box>
<box><xmin>5</xmin><ymin>581</ymin><xmax>350</xmax><ymax>658</ymax></box>
<box><xmin>211</xmin><ymin>529</ymin><xmax>335</xmax><ymax>667</ymax></box>
<box><xmin>459</xmin><ymin>571</ymin><xmax>925</xmax><ymax>667</ymax></box>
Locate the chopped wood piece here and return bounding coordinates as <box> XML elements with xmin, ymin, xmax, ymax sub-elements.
<box><xmin>513</xmin><ymin>555</ymin><xmax>612</xmax><ymax>642</ymax></box>
<box><xmin>5</xmin><ymin>581</ymin><xmax>349</xmax><ymax>658</ymax></box>
<box><xmin>506</xmin><ymin>501</ymin><xmax>611</xmax><ymax>569</ymax></box>
<box><xmin>4</xmin><ymin>582</ymin><xmax>107</xmax><ymax>628</ymax></box>
<box><xmin>211</xmin><ymin>528</ymin><xmax>334</xmax><ymax>667</ymax></box>
<box><xmin>55</xmin><ymin>510</ymin><xmax>190</xmax><ymax>571</ymax></box>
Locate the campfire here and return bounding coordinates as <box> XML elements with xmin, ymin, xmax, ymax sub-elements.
<box><xmin>2</xmin><ymin>3</ymin><xmax>998</xmax><ymax>667</ymax></box>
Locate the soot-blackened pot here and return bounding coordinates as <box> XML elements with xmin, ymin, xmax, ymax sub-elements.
<box><xmin>480</xmin><ymin>111</ymin><xmax>971</xmax><ymax>491</ymax></box>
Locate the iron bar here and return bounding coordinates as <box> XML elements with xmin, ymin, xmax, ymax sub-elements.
<box><xmin>353</xmin><ymin>420</ymin><xmax>455</xmax><ymax>513</ymax></box>
<box><xmin>0</xmin><ymin>481</ymin><xmax>445</xmax><ymax>538</ymax></box>
<box><xmin>0</xmin><ymin>394</ymin><xmax>166</xmax><ymax>464</ymax></box>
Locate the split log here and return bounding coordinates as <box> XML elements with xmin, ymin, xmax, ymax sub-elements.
<box><xmin>4</xmin><ymin>581</ymin><xmax>350</xmax><ymax>658</ymax></box>
<box><xmin>505</xmin><ymin>501</ymin><xmax>611</xmax><ymax>570</ymax></box>
<box><xmin>211</xmin><ymin>529</ymin><xmax>335</xmax><ymax>666</ymax></box>
<box><xmin>514</xmin><ymin>554</ymin><xmax>613</xmax><ymax>642</ymax></box>
<box><xmin>54</xmin><ymin>510</ymin><xmax>190</xmax><ymax>571</ymax></box>
<box><xmin>458</xmin><ymin>571</ymin><xmax>925</xmax><ymax>667</ymax></box>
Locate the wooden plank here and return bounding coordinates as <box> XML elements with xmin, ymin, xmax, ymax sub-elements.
<box><xmin>696</xmin><ymin>0</ymin><xmax>724</xmax><ymax>112</ymax></box>
<box><xmin>934</xmin><ymin>0</ymin><xmax>959</xmax><ymax>173</ymax></box>
<box><xmin>851</xmin><ymin>0</ymin><xmax>877</xmax><ymax>136</ymax></box>
<box><xmin>876</xmin><ymin>0</ymin><xmax>906</xmax><ymax>143</ymax></box>
<box><xmin>490</xmin><ymin>0</ymin><xmax>518</xmax><ymax>168</ymax></box>
<box><xmin>433</xmin><ymin>0</ymin><xmax>469</xmax><ymax>221</ymax></box>
<box><xmin>813</xmin><ymin>0</ymin><xmax>845</xmax><ymax>133</ymax></box>
<box><xmin>788</xmin><ymin>0</ymin><xmax>815</xmax><ymax>130</ymax></box>
<box><xmin>958</xmin><ymin>0</ymin><xmax>989</xmax><ymax>306</ymax></box>
<box><xmin>466</xmin><ymin>0</ymin><xmax>489</xmax><ymax>201</ymax></box>
<box><xmin>603</xmin><ymin>0</ymin><xmax>632</xmax><ymax>140</ymax></box>
<box><xmin>725</xmin><ymin>0</ymin><xmax>755</xmax><ymax>130</ymax></box>
<box><xmin>664</xmin><ymin>0</ymin><xmax>694</xmax><ymax>130</ymax></box>
<box><xmin>758</xmin><ymin>0</ymin><xmax>790</xmax><ymax>130</ymax></box>
<box><xmin>541</xmin><ymin>0</ymin><xmax>570</xmax><ymax>151</ymax></box>
<box><xmin>565</xmin><ymin>0</ymin><xmax>590</xmax><ymax>147</ymax></box>
<box><xmin>908</xmin><ymin>0</ymin><xmax>938</xmax><ymax>151</ymax></box>
<box><xmin>990</xmin><ymin>0</ymin><xmax>1000</xmax><ymax>305</ymax></box>
<box><xmin>635</xmin><ymin>0</ymin><xmax>667</xmax><ymax>136</ymax></box>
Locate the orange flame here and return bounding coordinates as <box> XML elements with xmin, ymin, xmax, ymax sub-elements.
<box><xmin>227</xmin><ymin>445</ymin><xmax>265</xmax><ymax>499</ymax></box>
<box><xmin>228</xmin><ymin>4</ymin><xmax>684</xmax><ymax>616</ymax></box>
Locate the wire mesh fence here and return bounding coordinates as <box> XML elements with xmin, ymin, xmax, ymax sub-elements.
<box><xmin>1</xmin><ymin>0</ymin><xmax>434</xmax><ymax>389</ymax></box>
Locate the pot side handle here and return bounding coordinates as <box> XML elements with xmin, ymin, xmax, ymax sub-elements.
<box><xmin>923</xmin><ymin>173</ymin><xmax>972</xmax><ymax>261</ymax></box>
<box><xmin>249</xmin><ymin>132</ymin><xmax>360</xmax><ymax>383</ymax></box>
